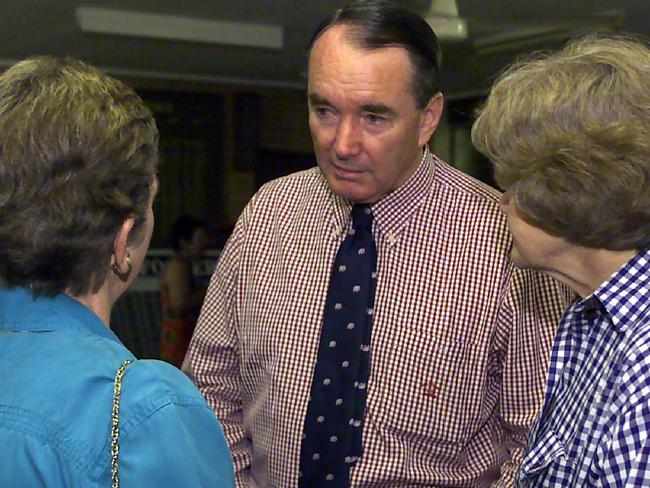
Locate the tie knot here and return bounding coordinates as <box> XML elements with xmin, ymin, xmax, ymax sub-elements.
<box><xmin>351</xmin><ymin>204</ymin><xmax>373</xmax><ymax>231</ymax></box>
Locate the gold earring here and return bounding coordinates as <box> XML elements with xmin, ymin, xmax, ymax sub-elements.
<box><xmin>111</xmin><ymin>254</ymin><xmax>132</xmax><ymax>282</ymax></box>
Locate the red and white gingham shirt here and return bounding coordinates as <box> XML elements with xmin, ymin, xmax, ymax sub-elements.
<box><xmin>187</xmin><ymin>148</ymin><xmax>570</xmax><ymax>487</ymax></box>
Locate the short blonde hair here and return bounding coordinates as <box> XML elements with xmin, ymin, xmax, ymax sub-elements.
<box><xmin>472</xmin><ymin>33</ymin><xmax>650</xmax><ymax>250</ymax></box>
<box><xmin>0</xmin><ymin>56</ymin><xmax>158</xmax><ymax>296</ymax></box>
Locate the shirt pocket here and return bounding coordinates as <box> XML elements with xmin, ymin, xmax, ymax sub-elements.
<box><xmin>368</xmin><ymin>328</ymin><xmax>487</xmax><ymax>456</ymax></box>
<box><xmin>518</xmin><ymin>429</ymin><xmax>575</xmax><ymax>483</ymax></box>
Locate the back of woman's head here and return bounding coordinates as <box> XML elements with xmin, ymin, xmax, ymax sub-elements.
<box><xmin>472</xmin><ymin>33</ymin><xmax>650</xmax><ymax>250</ymax></box>
<box><xmin>0</xmin><ymin>56</ymin><xmax>159</xmax><ymax>296</ymax></box>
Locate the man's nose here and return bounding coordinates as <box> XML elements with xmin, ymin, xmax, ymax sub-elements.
<box><xmin>334</xmin><ymin>118</ymin><xmax>362</xmax><ymax>160</ymax></box>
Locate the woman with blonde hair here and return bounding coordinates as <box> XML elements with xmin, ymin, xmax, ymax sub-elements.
<box><xmin>0</xmin><ymin>56</ymin><xmax>234</xmax><ymax>487</ymax></box>
<box><xmin>472</xmin><ymin>34</ymin><xmax>650</xmax><ymax>486</ymax></box>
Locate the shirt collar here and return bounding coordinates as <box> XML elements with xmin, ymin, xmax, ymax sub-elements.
<box><xmin>0</xmin><ymin>286</ymin><xmax>122</xmax><ymax>343</ymax></box>
<box><xmin>328</xmin><ymin>146</ymin><xmax>435</xmax><ymax>244</ymax></box>
<box><xmin>580</xmin><ymin>249</ymin><xmax>650</xmax><ymax>333</ymax></box>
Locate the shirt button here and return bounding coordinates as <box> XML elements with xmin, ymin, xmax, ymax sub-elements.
<box><xmin>387</xmin><ymin>233</ymin><xmax>396</xmax><ymax>245</ymax></box>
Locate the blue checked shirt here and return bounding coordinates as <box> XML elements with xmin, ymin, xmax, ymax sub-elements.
<box><xmin>517</xmin><ymin>249</ymin><xmax>650</xmax><ymax>487</ymax></box>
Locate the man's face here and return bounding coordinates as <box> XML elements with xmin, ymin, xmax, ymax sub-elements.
<box><xmin>307</xmin><ymin>25</ymin><xmax>442</xmax><ymax>203</ymax></box>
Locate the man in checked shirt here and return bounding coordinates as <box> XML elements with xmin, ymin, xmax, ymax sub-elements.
<box><xmin>186</xmin><ymin>1</ymin><xmax>569</xmax><ymax>486</ymax></box>
<box><xmin>472</xmin><ymin>33</ymin><xmax>650</xmax><ymax>486</ymax></box>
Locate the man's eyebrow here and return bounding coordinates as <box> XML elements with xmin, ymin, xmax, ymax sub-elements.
<box><xmin>308</xmin><ymin>93</ymin><xmax>330</xmax><ymax>106</ymax></box>
<box><xmin>308</xmin><ymin>94</ymin><xmax>396</xmax><ymax>117</ymax></box>
<box><xmin>360</xmin><ymin>103</ymin><xmax>396</xmax><ymax>117</ymax></box>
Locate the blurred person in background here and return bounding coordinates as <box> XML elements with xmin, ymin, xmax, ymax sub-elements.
<box><xmin>160</xmin><ymin>215</ymin><xmax>210</xmax><ymax>367</ymax></box>
<box><xmin>0</xmin><ymin>56</ymin><xmax>234</xmax><ymax>487</ymax></box>
<box><xmin>472</xmin><ymin>33</ymin><xmax>650</xmax><ymax>486</ymax></box>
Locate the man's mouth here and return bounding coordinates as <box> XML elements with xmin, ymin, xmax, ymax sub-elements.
<box><xmin>331</xmin><ymin>160</ymin><xmax>363</xmax><ymax>176</ymax></box>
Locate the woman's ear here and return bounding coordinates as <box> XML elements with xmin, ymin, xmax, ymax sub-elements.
<box><xmin>111</xmin><ymin>216</ymin><xmax>135</xmax><ymax>279</ymax></box>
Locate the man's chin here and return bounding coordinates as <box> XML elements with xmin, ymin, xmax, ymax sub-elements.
<box><xmin>326</xmin><ymin>176</ymin><xmax>372</xmax><ymax>203</ymax></box>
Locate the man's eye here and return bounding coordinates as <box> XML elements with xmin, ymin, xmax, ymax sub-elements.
<box><xmin>366</xmin><ymin>114</ymin><xmax>386</xmax><ymax>125</ymax></box>
<box><xmin>315</xmin><ymin>107</ymin><xmax>334</xmax><ymax>118</ymax></box>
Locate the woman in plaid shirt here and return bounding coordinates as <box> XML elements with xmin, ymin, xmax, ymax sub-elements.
<box><xmin>473</xmin><ymin>33</ymin><xmax>650</xmax><ymax>487</ymax></box>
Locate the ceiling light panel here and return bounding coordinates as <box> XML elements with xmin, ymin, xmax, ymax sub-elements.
<box><xmin>76</xmin><ymin>6</ymin><xmax>283</xmax><ymax>49</ymax></box>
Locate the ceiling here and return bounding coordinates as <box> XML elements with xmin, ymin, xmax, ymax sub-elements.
<box><xmin>1</xmin><ymin>0</ymin><xmax>648</xmax><ymax>98</ymax></box>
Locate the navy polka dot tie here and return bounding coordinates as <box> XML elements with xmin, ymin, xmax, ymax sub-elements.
<box><xmin>299</xmin><ymin>204</ymin><xmax>377</xmax><ymax>487</ymax></box>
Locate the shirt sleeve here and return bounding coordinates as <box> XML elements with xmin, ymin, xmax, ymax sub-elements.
<box><xmin>120</xmin><ymin>400</ymin><xmax>235</xmax><ymax>487</ymax></box>
<box><xmin>601</xmin><ymin>385</ymin><xmax>650</xmax><ymax>485</ymax></box>
<box><xmin>492</xmin><ymin>267</ymin><xmax>572</xmax><ymax>487</ymax></box>
<box><xmin>186</xmin><ymin>211</ymin><xmax>252</xmax><ymax>487</ymax></box>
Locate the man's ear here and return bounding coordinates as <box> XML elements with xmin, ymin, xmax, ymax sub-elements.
<box><xmin>418</xmin><ymin>92</ymin><xmax>444</xmax><ymax>147</ymax></box>
<box><xmin>112</xmin><ymin>216</ymin><xmax>136</xmax><ymax>273</ymax></box>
